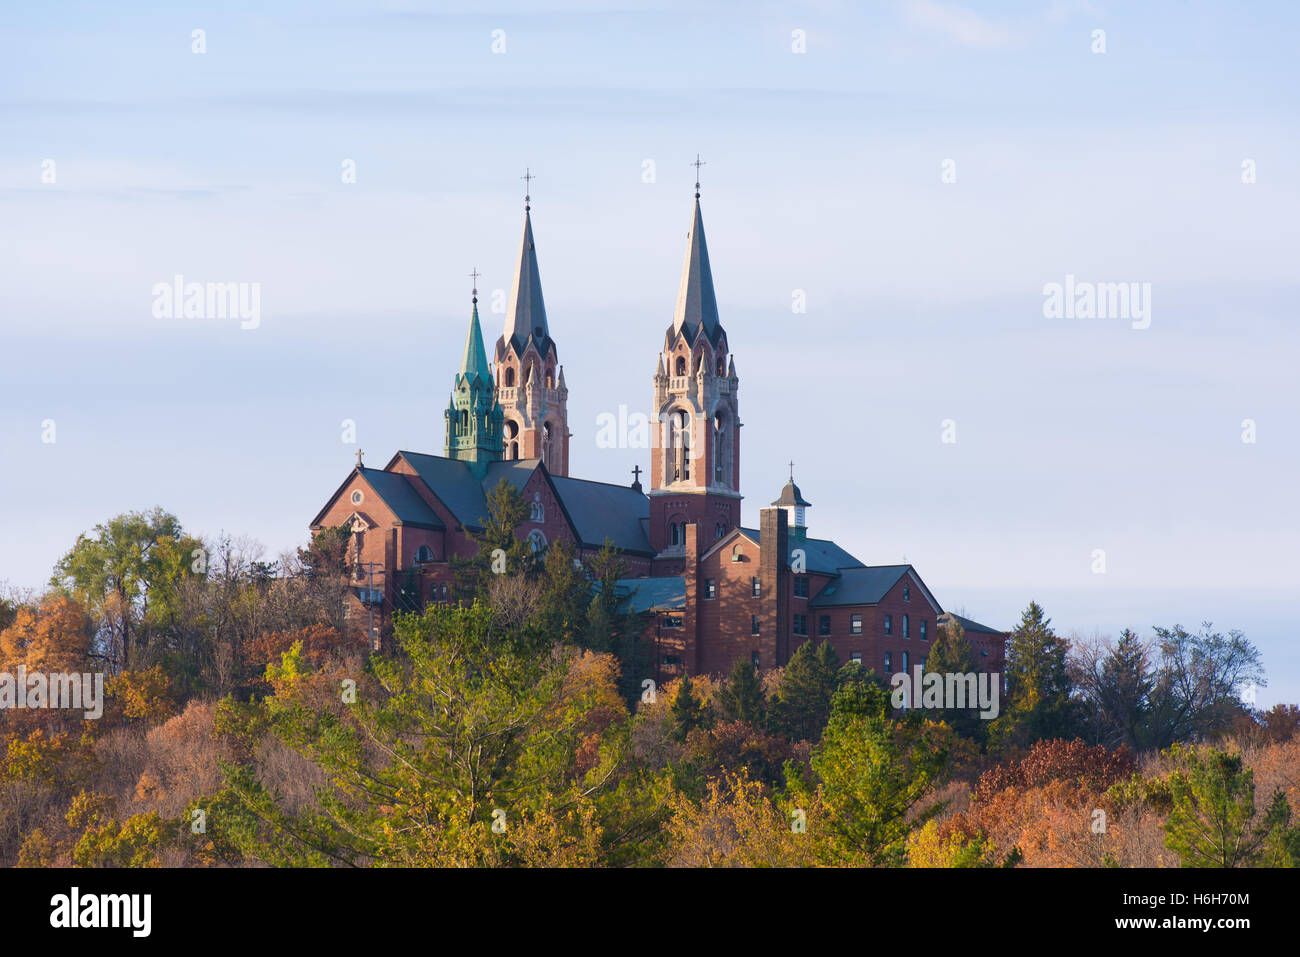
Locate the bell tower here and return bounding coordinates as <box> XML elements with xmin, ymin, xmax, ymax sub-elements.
<box><xmin>494</xmin><ymin>173</ymin><xmax>571</xmax><ymax>476</ymax></box>
<box><xmin>649</xmin><ymin>169</ymin><xmax>741</xmax><ymax>555</ymax></box>
<box><xmin>445</xmin><ymin>282</ymin><xmax>503</xmax><ymax>479</ymax></box>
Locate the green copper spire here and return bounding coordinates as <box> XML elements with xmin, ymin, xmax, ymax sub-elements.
<box><xmin>445</xmin><ymin>280</ymin><xmax>503</xmax><ymax>477</ymax></box>
<box><xmin>458</xmin><ymin>294</ymin><xmax>492</xmax><ymax>387</ymax></box>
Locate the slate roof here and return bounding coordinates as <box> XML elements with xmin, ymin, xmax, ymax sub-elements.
<box><xmin>458</xmin><ymin>300</ymin><xmax>492</xmax><ymax>386</ymax></box>
<box><xmin>359</xmin><ymin>468</ymin><xmax>444</xmax><ymax>529</ymax></box>
<box><xmin>549</xmin><ymin>475</ymin><xmax>653</xmax><ymax>554</ymax></box>
<box><xmin>344</xmin><ymin>451</ymin><xmax>655</xmax><ymax>554</ymax></box>
<box><xmin>772</xmin><ymin>479</ymin><xmax>811</xmax><ymax>507</ymax></box>
<box><xmin>736</xmin><ymin>527</ymin><xmax>865</xmax><ymax>575</ymax></box>
<box><xmin>502</xmin><ymin>208</ymin><xmax>553</xmax><ymax>359</ymax></box>
<box><xmin>611</xmin><ymin>576</ymin><xmax>686</xmax><ymax>613</ymax></box>
<box><xmin>940</xmin><ymin>613</ymin><xmax>1005</xmax><ymax>636</ymax></box>
<box><xmin>668</xmin><ymin>196</ymin><xmax>724</xmax><ymax>349</ymax></box>
<box><xmin>809</xmin><ymin>565</ymin><xmax>911</xmax><ymax>608</ymax></box>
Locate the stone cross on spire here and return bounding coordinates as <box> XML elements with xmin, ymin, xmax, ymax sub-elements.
<box><xmin>521</xmin><ymin>168</ymin><xmax>534</xmax><ymax>210</ymax></box>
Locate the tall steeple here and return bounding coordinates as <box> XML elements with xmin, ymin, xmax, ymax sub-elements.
<box><xmin>446</xmin><ymin>280</ymin><xmax>503</xmax><ymax>478</ymax></box>
<box><xmin>504</xmin><ymin>208</ymin><xmax>552</xmax><ymax>358</ymax></box>
<box><xmin>648</xmin><ymin>166</ymin><xmax>741</xmax><ymax>557</ymax></box>
<box><xmin>669</xmin><ymin>195</ymin><xmax>724</xmax><ymax>349</ymax></box>
<box><xmin>494</xmin><ymin>172</ymin><xmax>570</xmax><ymax>476</ymax></box>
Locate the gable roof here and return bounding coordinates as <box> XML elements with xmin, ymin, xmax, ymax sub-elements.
<box><xmin>309</xmin><ymin>466</ymin><xmax>446</xmax><ymax>530</ymax></box>
<box><xmin>395</xmin><ymin>451</ymin><xmax>493</xmax><ymax>529</ymax></box>
<box><xmin>730</xmin><ymin>526</ymin><xmax>866</xmax><ymax>575</ymax></box>
<box><xmin>809</xmin><ymin>564</ymin><xmax>943</xmax><ymax>613</ymax></box>
<box><xmin>611</xmin><ymin>576</ymin><xmax>685</xmax><ymax>613</ymax></box>
<box><xmin>359</xmin><ymin>468</ymin><xmax>445</xmax><ymax>529</ymax></box>
<box><xmin>940</xmin><ymin>613</ymin><xmax>1005</xmax><ymax>636</ymax></box>
<box><xmin>549</xmin><ymin>474</ymin><xmax>653</xmax><ymax>554</ymax></box>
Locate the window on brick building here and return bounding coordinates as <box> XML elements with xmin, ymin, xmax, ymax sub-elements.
<box><xmin>664</xmin><ymin>616</ymin><xmax>683</xmax><ymax>629</ymax></box>
<box><xmin>902</xmin><ymin>651</ymin><xmax>910</xmax><ymax>672</ymax></box>
<box><xmin>793</xmin><ymin>614</ymin><xmax>807</xmax><ymax>636</ymax></box>
<box><xmin>414</xmin><ymin>545</ymin><xmax>433</xmax><ymax>564</ymax></box>
<box><xmin>752</xmin><ymin>651</ymin><xmax>760</xmax><ymax>669</ymax></box>
<box><xmin>850</xmin><ymin>652</ymin><xmax>862</xmax><ymax>666</ymax></box>
<box><xmin>529</xmin><ymin>501</ymin><xmax>544</xmax><ymax>522</ymax></box>
<box><xmin>793</xmin><ymin>576</ymin><xmax>809</xmax><ymax>598</ymax></box>
<box><xmin>662</xmin><ymin>654</ymin><xmax>681</xmax><ymax>666</ymax></box>
<box><xmin>884</xmin><ymin>651</ymin><xmax>893</xmax><ymax>672</ymax></box>
<box><xmin>920</xmin><ymin>619</ymin><xmax>927</xmax><ymax>641</ymax></box>
<box><xmin>903</xmin><ymin>614</ymin><xmax>910</xmax><ymax>638</ymax></box>
<box><xmin>903</xmin><ymin>583</ymin><xmax>910</xmax><ymax>601</ymax></box>
<box><xmin>884</xmin><ymin>614</ymin><xmax>892</xmax><ymax>635</ymax></box>
<box><xmin>704</xmin><ymin>579</ymin><xmax>716</xmax><ymax>599</ymax></box>
<box><xmin>818</xmin><ymin>615</ymin><xmax>831</xmax><ymax>636</ymax></box>
<box><xmin>751</xmin><ymin>615</ymin><xmax>760</xmax><ymax>635</ymax></box>
<box><xmin>752</xmin><ymin>577</ymin><xmax>761</xmax><ymax>597</ymax></box>
<box><xmin>850</xmin><ymin>613</ymin><xmax>862</xmax><ymax>635</ymax></box>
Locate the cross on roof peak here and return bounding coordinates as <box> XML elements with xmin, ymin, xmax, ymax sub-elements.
<box><xmin>521</xmin><ymin>168</ymin><xmax>534</xmax><ymax>210</ymax></box>
<box><xmin>692</xmin><ymin>153</ymin><xmax>706</xmax><ymax>198</ymax></box>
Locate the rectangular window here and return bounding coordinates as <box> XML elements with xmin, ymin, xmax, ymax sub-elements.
<box><xmin>751</xmin><ymin>614</ymin><xmax>760</xmax><ymax>636</ymax></box>
<box><xmin>752</xmin><ymin>577</ymin><xmax>761</xmax><ymax>597</ymax></box>
<box><xmin>903</xmin><ymin>614</ymin><xmax>910</xmax><ymax>638</ymax></box>
<box><xmin>751</xmin><ymin>651</ymin><xmax>760</xmax><ymax>669</ymax></box>
<box><xmin>851</xmin><ymin>613</ymin><xmax>862</xmax><ymax>635</ymax></box>
<box><xmin>920</xmin><ymin>619</ymin><xmax>927</xmax><ymax>641</ymax></box>
<box><xmin>662</xmin><ymin>654</ymin><xmax>682</xmax><ymax>666</ymax></box>
<box><xmin>850</xmin><ymin>651</ymin><xmax>862</xmax><ymax>666</ymax></box>
<box><xmin>663</xmin><ymin>616</ymin><xmax>683</xmax><ymax>628</ymax></box>
<box><xmin>903</xmin><ymin>651</ymin><xmax>910</xmax><ymax>672</ymax></box>
<box><xmin>884</xmin><ymin>614</ymin><xmax>892</xmax><ymax>635</ymax></box>
<box><xmin>793</xmin><ymin>576</ymin><xmax>809</xmax><ymax>598</ymax></box>
<box><xmin>903</xmin><ymin>583</ymin><xmax>910</xmax><ymax>602</ymax></box>
<box><xmin>793</xmin><ymin>614</ymin><xmax>807</xmax><ymax>636</ymax></box>
<box><xmin>884</xmin><ymin>651</ymin><xmax>893</xmax><ymax>672</ymax></box>
<box><xmin>704</xmin><ymin>579</ymin><xmax>716</xmax><ymax>599</ymax></box>
<box><xmin>818</xmin><ymin>614</ymin><xmax>831</xmax><ymax>637</ymax></box>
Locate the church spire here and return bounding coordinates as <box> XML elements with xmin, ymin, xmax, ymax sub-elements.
<box><xmin>505</xmin><ymin>179</ymin><xmax>551</xmax><ymax>357</ymax></box>
<box><xmin>458</xmin><ymin>273</ymin><xmax>491</xmax><ymax>387</ymax></box>
<box><xmin>446</xmin><ymin>279</ymin><xmax>503</xmax><ymax>477</ymax></box>
<box><xmin>670</xmin><ymin>185</ymin><xmax>723</xmax><ymax>348</ymax></box>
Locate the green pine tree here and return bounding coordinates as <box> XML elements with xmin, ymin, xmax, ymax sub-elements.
<box><xmin>717</xmin><ymin>657</ymin><xmax>766</xmax><ymax>726</ymax></box>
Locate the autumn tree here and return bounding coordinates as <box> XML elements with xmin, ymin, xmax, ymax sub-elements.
<box><xmin>989</xmin><ymin>602</ymin><xmax>1079</xmax><ymax>750</ymax></box>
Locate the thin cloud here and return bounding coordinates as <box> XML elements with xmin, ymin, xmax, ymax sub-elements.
<box><xmin>901</xmin><ymin>0</ymin><xmax>1016</xmax><ymax>48</ymax></box>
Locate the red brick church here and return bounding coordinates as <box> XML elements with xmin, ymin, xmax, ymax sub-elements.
<box><xmin>309</xmin><ymin>177</ymin><xmax>1006</xmax><ymax>681</ymax></box>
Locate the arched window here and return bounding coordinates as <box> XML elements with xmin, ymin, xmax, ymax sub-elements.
<box><xmin>670</xmin><ymin>523</ymin><xmax>680</xmax><ymax>546</ymax></box>
<box><xmin>414</xmin><ymin>545</ymin><xmax>433</xmax><ymax>564</ymax></box>
<box><xmin>545</xmin><ymin>368</ymin><xmax>554</xmax><ymax>389</ymax></box>
<box><xmin>530</xmin><ymin>500</ymin><xmax>544</xmax><ymax>522</ymax></box>
<box><xmin>504</xmin><ymin>367</ymin><xmax>515</xmax><ymax>387</ymax></box>
<box><xmin>713</xmin><ymin>411</ymin><xmax>728</xmax><ymax>485</ymax></box>
<box><xmin>675</xmin><ymin>356</ymin><xmax>687</xmax><ymax>376</ymax></box>
<box><xmin>668</xmin><ymin>409</ymin><xmax>691</xmax><ymax>482</ymax></box>
<box><xmin>504</xmin><ymin>421</ymin><xmax>519</xmax><ymax>459</ymax></box>
<box><xmin>528</xmin><ymin>530</ymin><xmax>547</xmax><ymax>553</ymax></box>
<box><xmin>716</xmin><ymin>356</ymin><xmax>725</xmax><ymax>375</ymax></box>
<box><xmin>458</xmin><ymin>409</ymin><xmax>469</xmax><ymax>434</ymax></box>
<box><xmin>543</xmin><ymin>422</ymin><xmax>555</xmax><ymax>468</ymax></box>
<box><xmin>510</xmin><ymin>441</ymin><xmax>519</xmax><ymax>458</ymax></box>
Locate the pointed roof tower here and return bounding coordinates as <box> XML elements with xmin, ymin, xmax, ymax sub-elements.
<box><xmin>669</xmin><ymin>170</ymin><xmax>724</xmax><ymax>349</ymax></box>
<box><xmin>458</xmin><ymin>279</ymin><xmax>492</xmax><ymax>387</ymax></box>
<box><xmin>504</xmin><ymin>174</ymin><xmax>552</xmax><ymax>358</ymax></box>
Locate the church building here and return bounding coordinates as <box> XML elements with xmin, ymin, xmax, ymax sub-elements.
<box><xmin>309</xmin><ymin>174</ymin><xmax>1006</xmax><ymax>683</ymax></box>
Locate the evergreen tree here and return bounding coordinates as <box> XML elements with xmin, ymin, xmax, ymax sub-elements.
<box><xmin>773</xmin><ymin>640</ymin><xmax>841</xmax><ymax>742</ymax></box>
<box><xmin>1095</xmin><ymin>628</ymin><xmax>1154</xmax><ymax>750</ymax></box>
<box><xmin>924</xmin><ymin>617</ymin><xmax>985</xmax><ymax>743</ymax></box>
<box><xmin>717</xmin><ymin>657</ymin><xmax>766</xmax><ymax>726</ymax></box>
<box><xmin>671</xmin><ymin>673</ymin><xmax>709</xmax><ymax>742</ymax></box>
<box><xmin>989</xmin><ymin>601</ymin><xmax>1079</xmax><ymax>750</ymax></box>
